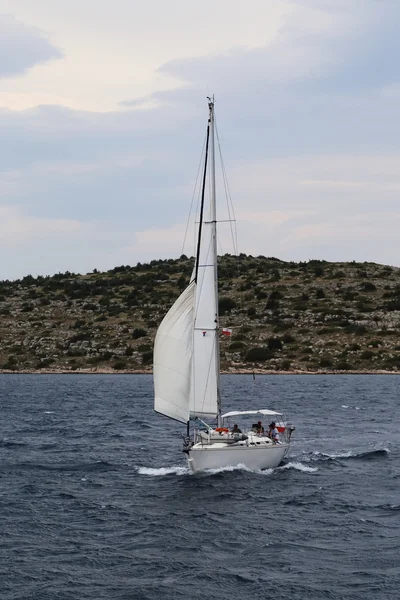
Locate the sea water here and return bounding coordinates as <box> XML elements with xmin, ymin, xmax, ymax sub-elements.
<box><xmin>0</xmin><ymin>374</ymin><xmax>398</xmax><ymax>599</ymax></box>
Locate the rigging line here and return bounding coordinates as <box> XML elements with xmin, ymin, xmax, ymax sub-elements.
<box><xmin>215</xmin><ymin>119</ymin><xmax>240</xmax><ymax>285</ymax></box>
<box><xmin>214</xmin><ymin>118</ymin><xmax>239</xmax><ymax>257</ymax></box>
<box><xmin>213</xmin><ymin>115</ymin><xmax>238</xmax><ymax>300</ymax></box>
<box><xmin>181</xmin><ymin>129</ymin><xmax>208</xmax><ymax>257</ymax></box>
<box><xmin>214</xmin><ymin>115</ymin><xmax>244</xmax><ymax>327</ymax></box>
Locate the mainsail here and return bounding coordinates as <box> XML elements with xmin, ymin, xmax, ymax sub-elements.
<box><xmin>190</xmin><ymin>220</ymin><xmax>219</xmax><ymax>420</ymax></box>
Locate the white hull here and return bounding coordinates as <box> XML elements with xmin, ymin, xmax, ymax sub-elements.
<box><xmin>187</xmin><ymin>443</ymin><xmax>289</xmax><ymax>472</ymax></box>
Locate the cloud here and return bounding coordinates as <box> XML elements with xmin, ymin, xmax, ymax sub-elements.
<box><xmin>0</xmin><ymin>205</ymin><xmax>82</xmax><ymax>244</ymax></box>
<box><xmin>1</xmin><ymin>0</ymin><xmax>400</xmax><ymax>278</ymax></box>
<box><xmin>0</xmin><ymin>14</ymin><xmax>63</xmax><ymax>79</ymax></box>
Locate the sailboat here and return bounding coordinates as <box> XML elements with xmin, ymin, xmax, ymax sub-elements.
<box><xmin>153</xmin><ymin>98</ymin><xmax>294</xmax><ymax>472</ymax></box>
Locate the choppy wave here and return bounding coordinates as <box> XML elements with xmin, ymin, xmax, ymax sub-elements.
<box><xmin>5</xmin><ymin>460</ymin><xmax>115</xmax><ymax>473</ymax></box>
<box><xmin>1</xmin><ymin>373</ymin><xmax>398</xmax><ymax>600</ymax></box>
<box><xmin>279</xmin><ymin>462</ymin><xmax>318</xmax><ymax>473</ymax></box>
<box><xmin>309</xmin><ymin>448</ymin><xmax>390</xmax><ymax>463</ymax></box>
<box><xmin>0</xmin><ymin>440</ymin><xmax>27</xmax><ymax>448</ymax></box>
<box><xmin>379</xmin><ymin>503</ymin><xmax>400</xmax><ymax>511</ymax></box>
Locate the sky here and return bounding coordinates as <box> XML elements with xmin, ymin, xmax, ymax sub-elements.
<box><xmin>1</xmin><ymin>0</ymin><xmax>400</xmax><ymax>280</ymax></box>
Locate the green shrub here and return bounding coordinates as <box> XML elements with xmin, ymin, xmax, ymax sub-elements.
<box><xmin>87</xmin><ymin>356</ymin><xmax>102</xmax><ymax>364</ymax></box>
<box><xmin>265</xmin><ymin>298</ymin><xmax>279</xmax><ymax>311</ymax></box>
<box><xmin>73</xmin><ymin>319</ymin><xmax>86</xmax><ymax>329</ymax></box>
<box><xmin>141</xmin><ymin>351</ymin><xmax>153</xmax><ymax>364</ymax></box>
<box><xmin>273</xmin><ymin>322</ymin><xmax>293</xmax><ymax>332</ymax></box>
<box><xmin>282</xmin><ymin>333</ymin><xmax>295</xmax><ymax>343</ymax></box>
<box><xmin>138</xmin><ymin>344</ymin><xmax>151</xmax><ymax>352</ymax></box>
<box><xmin>132</xmin><ymin>328</ymin><xmax>147</xmax><ymax>339</ymax></box>
<box><xmin>219</xmin><ymin>297</ymin><xmax>236</xmax><ymax>315</ymax></box>
<box><xmin>255</xmin><ymin>289</ymin><xmax>267</xmax><ymax>299</ymax></box>
<box><xmin>35</xmin><ymin>358</ymin><xmax>54</xmax><ymax>369</ymax></box>
<box><xmin>3</xmin><ymin>355</ymin><xmax>17</xmax><ymax>370</ymax></box>
<box><xmin>245</xmin><ymin>347</ymin><xmax>273</xmax><ymax>362</ymax></box>
<box><xmin>270</xmin><ymin>269</ymin><xmax>281</xmax><ymax>281</ymax></box>
<box><xmin>336</xmin><ymin>360</ymin><xmax>353</xmax><ymax>370</ymax></box>
<box><xmin>361</xmin><ymin>281</ymin><xmax>377</xmax><ymax>291</ymax></box>
<box><xmin>21</xmin><ymin>302</ymin><xmax>34</xmax><ymax>313</ymax></box>
<box><xmin>227</xmin><ymin>341</ymin><xmax>245</xmax><ymax>352</ymax></box>
<box><xmin>267</xmin><ymin>337</ymin><xmax>283</xmax><ymax>350</ymax></box>
<box><xmin>343</xmin><ymin>290</ymin><xmax>357</xmax><ymax>301</ymax></box>
<box><xmin>369</xmin><ymin>339</ymin><xmax>382</xmax><ymax>348</ymax></box>
<box><xmin>314</xmin><ymin>266</ymin><xmax>324</xmax><ymax>277</ymax></box>
<box><xmin>281</xmin><ymin>360</ymin><xmax>291</xmax><ymax>370</ymax></box>
<box><xmin>319</xmin><ymin>357</ymin><xmax>333</xmax><ymax>367</ymax></box>
<box><xmin>349</xmin><ymin>343</ymin><xmax>361</xmax><ymax>351</ymax></box>
<box><xmin>317</xmin><ymin>327</ymin><xmax>337</xmax><ymax>335</ymax></box>
<box><xmin>113</xmin><ymin>360</ymin><xmax>126</xmax><ymax>370</ymax></box>
<box><xmin>269</xmin><ymin>290</ymin><xmax>283</xmax><ymax>300</ymax></box>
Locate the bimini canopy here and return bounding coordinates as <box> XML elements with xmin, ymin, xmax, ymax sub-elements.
<box><xmin>221</xmin><ymin>409</ymin><xmax>282</xmax><ymax>419</ymax></box>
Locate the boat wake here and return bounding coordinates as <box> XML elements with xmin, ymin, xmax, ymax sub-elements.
<box><xmin>206</xmin><ymin>464</ymin><xmax>273</xmax><ymax>475</ymax></box>
<box><xmin>137</xmin><ymin>461</ymin><xmax>317</xmax><ymax>477</ymax></box>
<box><xmin>137</xmin><ymin>466</ymin><xmax>189</xmax><ymax>476</ymax></box>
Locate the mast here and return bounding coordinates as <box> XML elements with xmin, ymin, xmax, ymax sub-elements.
<box><xmin>208</xmin><ymin>97</ymin><xmax>222</xmax><ymax>427</ymax></box>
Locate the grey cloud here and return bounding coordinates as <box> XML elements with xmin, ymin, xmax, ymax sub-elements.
<box><xmin>158</xmin><ymin>1</ymin><xmax>400</xmax><ymax>94</ymax></box>
<box><xmin>1</xmin><ymin>1</ymin><xmax>400</xmax><ymax>277</ymax></box>
<box><xmin>0</xmin><ymin>14</ymin><xmax>63</xmax><ymax>78</ymax></box>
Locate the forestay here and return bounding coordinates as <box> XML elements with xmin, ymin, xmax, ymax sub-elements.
<box><xmin>153</xmin><ymin>281</ymin><xmax>196</xmax><ymax>423</ymax></box>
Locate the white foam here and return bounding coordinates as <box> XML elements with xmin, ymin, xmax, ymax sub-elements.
<box><xmin>137</xmin><ymin>466</ymin><xmax>189</xmax><ymax>476</ymax></box>
<box><xmin>325</xmin><ymin>451</ymin><xmax>353</xmax><ymax>459</ymax></box>
<box><xmin>44</xmin><ymin>411</ymin><xmax>54</xmax><ymax>414</ymax></box>
<box><xmin>341</xmin><ymin>405</ymin><xmax>349</xmax><ymax>409</ymax></box>
<box><xmin>205</xmin><ymin>464</ymin><xmax>274</xmax><ymax>476</ymax></box>
<box><xmin>279</xmin><ymin>462</ymin><xmax>318</xmax><ymax>473</ymax></box>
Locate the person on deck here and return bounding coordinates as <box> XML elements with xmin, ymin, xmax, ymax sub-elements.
<box><xmin>256</xmin><ymin>421</ymin><xmax>264</xmax><ymax>435</ymax></box>
<box><xmin>268</xmin><ymin>422</ymin><xmax>280</xmax><ymax>443</ymax></box>
<box><xmin>231</xmin><ymin>424</ymin><xmax>242</xmax><ymax>434</ymax></box>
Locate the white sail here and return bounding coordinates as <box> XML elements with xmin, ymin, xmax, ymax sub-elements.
<box><xmin>190</xmin><ymin>220</ymin><xmax>219</xmax><ymax>420</ymax></box>
<box><xmin>153</xmin><ymin>281</ymin><xmax>195</xmax><ymax>423</ymax></box>
<box><xmin>154</xmin><ymin>98</ymin><xmax>219</xmax><ymax>425</ymax></box>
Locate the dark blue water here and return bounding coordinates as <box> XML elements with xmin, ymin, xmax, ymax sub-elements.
<box><xmin>0</xmin><ymin>374</ymin><xmax>398</xmax><ymax>600</ymax></box>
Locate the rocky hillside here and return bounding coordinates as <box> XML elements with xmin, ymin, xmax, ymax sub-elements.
<box><xmin>1</xmin><ymin>255</ymin><xmax>400</xmax><ymax>373</ymax></box>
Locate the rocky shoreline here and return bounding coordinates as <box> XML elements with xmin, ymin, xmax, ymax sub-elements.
<box><xmin>0</xmin><ymin>368</ymin><xmax>398</xmax><ymax>375</ymax></box>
